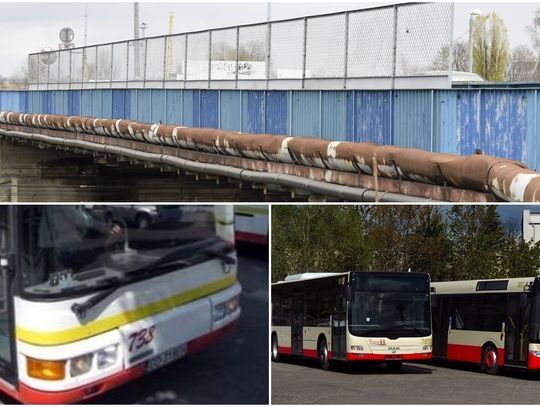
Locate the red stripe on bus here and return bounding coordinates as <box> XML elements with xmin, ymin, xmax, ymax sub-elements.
<box><xmin>529</xmin><ymin>352</ymin><xmax>540</xmax><ymax>369</ymax></box>
<box><xmin>346</xmin><ymin>352</ymin><xmax>432</xmax><ymax>361</ymax></box>
<box><xmin>13</xmin><ymin>320</ymin><xmax>238</xmax><ymax>404</ymax></box>
<box><xmin>303</xmin><ymin>349</ymin><xmax>317</xmax><ymax>358</ymax></box>
<box><xmin>278</xmin><ymin>346</ymin><xmax>292</xmax><ymax>355</ymax></box>
<box><xmin>235</xmin><ymin>231</ymin><xmax>268</xmax><ymax>245</ymax></box>
<box><xmin>447</xmin><ymin>344</ymin><xmax>504</xmax><ymax>366</ymax></box>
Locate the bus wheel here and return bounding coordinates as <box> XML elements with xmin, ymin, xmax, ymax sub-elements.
<box><xmin>482</xmin><ymin>345</ymin><xmax>499</xmax><ymax>375</ymax></box>
<box><xmin>271</xmin><ymin>335</ymin><xmax>280</xmax><ymax>362</ymax></box>
<box><xmin>318</xmin><ymin>338</ymin><xmax>330</xmax><ymax>370</ymax></box>
<box><xmin>386</xmin><ymin>360</ymin><xmax>403</xmax><ymax>371</ymax></box>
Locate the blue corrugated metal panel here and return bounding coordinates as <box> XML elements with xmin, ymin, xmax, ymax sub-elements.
<box><xmin>349</xmin><ymin>91</ymin><xmax>391</xmax><ymax>144</ymax></box>
<box><xmin>91</xmin><ymin>90</ymin><xmax>102</xmax><ymax>117</ymax></box>
<box><xmin>456</xmin><ymin>90</ymin><xmax>481</xmax><ymax>156</ymax></box>
<box><xmin>321</xmin><ymin>91</ymin><xmax>346</xmax><ymax>141</ymax></box>
<box><xmin>243</xmin><ymin>91</ymin><xmax>264</xmax><ymax>133</ymax></box>
<box><xmin>393</xmin><ymin>90</ymin><xmax>431</xmax><ymax>150</ymax></box>
<box><xmin>112</xmin><ymin>90</ymin><xmax>125</xmax><ymax>119</ymax></box>
<box><xmin>29</xmin><ymin>91</ymin><xmax>40</xmax><ymax>113</ymax></box>
<box><xmin>166</xmin><ymin>90</ymin><xmax>182</xmax><ymax>125</ymax></box>
<box><xmin>434</xmin><ymin>90</ymin><xmax>458</xmax><ymax>154</ymax></box>
<box><xmin>81</xmin><ymin>91</ymin><xmax>92</xmax><ymax>116</ymax></box>
<box><xmin>150</xmin><ymin>90</ymin><xmax>166</xmax><ymax>123</ymax></box>
<box><xmin>53</xmin><ymin>91</ymin><xmax>63</xmax><ymax>115</ymax></box>
<box><xmin>137</xmin><ymin>90</ymin><xmax>151</xmax><ymax>123</ymax></box>
<box><xmin>266</xmin><ymin>91</ymin><xmax>287</xmax><ymax>135</ymax></box>
<box><xmin>182</xmin><ymin>90</ymin><xmax>194</xmax><ymax>127</ymax></box>
<box><xmin>128</xmin><ymin>90</ymin><xmax>137</xmax><ymax>121</ymax></box>
<box><xmin>101</xmin><ymin>90</ymin><xmax>112</xmax><ymax>118</ymax></box>
<box><xmin>526</xmin><ymin>90</ymin><xmax>540</xmax><ymax>171</ymax></box>
<box><xmin>200</xmin><ymin>90</ymin><xmax>218</xmax><ymax>128</ymax></box>
<box><xmin>482</xmin><ymin>90</ymin><xmax>527</xmax><ymax>162</ymax></box>
<box><xmin>70</xmin><ymin>90</ymin><xmax>81</xmax><ymax>116</ymax></box>
<box><xmin>192</xmin><ymin>90</ymin><xmax>201</xmax><ymax>127</ymax></box>
<box><xmin>19</xmin><ymin>91</ymin><xmax>28</xmax><ymax>112</ymax></box>
<box><xmin>291</xmin><ymin>91</ymin><xmax>319</xmax><ymax>137</ymax></box>
<box><xmin>220</xmin><ymin>91</ymin><xmax>241</xmax><ymax>131</ymax></box>
<box><xmin>41</xmin><ymin>91</ymin><xmax>53</xmax><ymax>114</ymax></box>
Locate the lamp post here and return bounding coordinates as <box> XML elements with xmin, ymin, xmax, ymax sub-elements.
<box><xmin>468</xmin><ymin>9</ymin><xmax>482</xmax><ymax>73</ymax></box>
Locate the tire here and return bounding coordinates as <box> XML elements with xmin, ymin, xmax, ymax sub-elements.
<box><xmin>271</xmin><ymin>335</ymin><xmax>280</xmax><ymax>363</ymax></box>
<box><xmin>386</xmin><ymin>360</ymin><xmax>403</xmax><ymax>371</ymax></box>
<box><xmin>136</xmin><ymin>213</ymin><xmax>151</xmax><ymax>229</ymax></box>
<box><xmin>318</xmin><ymin>338</ymin><xmax>330</xmax><ymax>371</ymax></box>
<box><xmin>482</xmin><ymin>345</ymin><xmax>499</xmax><ymax>375</ymax></box>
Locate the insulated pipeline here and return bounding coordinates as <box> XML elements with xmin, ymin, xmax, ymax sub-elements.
<box><xmin>0</xmin><ymin>129</ymin><xmax>435</xmax><ymax>203</ymax></box>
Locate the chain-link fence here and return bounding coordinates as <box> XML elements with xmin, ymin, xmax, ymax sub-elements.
<box><xmin>28</xmin><ymin>2</ymin><xmax>454</xmax><ymax>90</ymax></box>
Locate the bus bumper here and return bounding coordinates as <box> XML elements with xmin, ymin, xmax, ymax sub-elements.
<box><xmin>346</xmin><ymin>352</ymin><xmax>432</xmax><ymax>361</ymax></box>
<box><xmin>15</xmin><ymin>320</ymin><xmax>238</xmax><ymax>404</ymax></box>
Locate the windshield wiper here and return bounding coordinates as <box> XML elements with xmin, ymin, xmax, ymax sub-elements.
<box><xmin>70</xmin><ymin>240</ymin><xmax>235</xmax><ymax>319</ymax></box>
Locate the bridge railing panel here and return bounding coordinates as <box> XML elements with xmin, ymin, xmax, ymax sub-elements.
<box><xmin>27</xmin><ymin>3</ymin><xmax>453</xmax><ymax>90</ymax></box>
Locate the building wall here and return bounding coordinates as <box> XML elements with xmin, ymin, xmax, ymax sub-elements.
<box><xmin>1</xmin><ymin>87</ymin><xmax>538</xmax><ymax>170</ymax></box>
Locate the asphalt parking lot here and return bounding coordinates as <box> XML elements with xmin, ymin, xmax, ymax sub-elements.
<box><xmin>272</xmin><ymin>358</ymin><xmax>540</xmax><ymax>404</ymax></box>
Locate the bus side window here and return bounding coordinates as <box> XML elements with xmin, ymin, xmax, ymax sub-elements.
<box><xmin>281</xmin><ymin>297</ymin><xmax>291</xmax><ymax>326</ymax></box>
<box><xmin>305</xmin><ymin>294</ymin><xmax>317</xmax><ymax>326</ymax></box>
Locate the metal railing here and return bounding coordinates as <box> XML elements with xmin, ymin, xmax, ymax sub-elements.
<box><xmin>28</xmin><ymin>2</ymin><xmax>454</xmax><ymax>91</ymax></box>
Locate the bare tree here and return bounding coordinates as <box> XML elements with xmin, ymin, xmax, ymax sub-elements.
<box><xmin>506</xmin><ymin>45</ymin><xmax>537</xmax><ymax>81</ymax></box>
<box><xmin>472</xmin><ymin>12</ymin><xmax>510</xmax><ymax>81</ymax></box>
<box><xmin>432</xmin><ymin>40</ymin><xmax>469</xmax><ymax>71</ymax></box>
<box><xmin>211</xmin><ymin>41</ymin><xmax>265</xmax><ymax>61</ymax></box>
<box><xmin>527</xmin><ymin>7</ymin><xmax>540</xmax><ymax>80</ymax></box>
<box><xmin>8</xmin><ymin>63</ymin><xmax>28</xmax><ymax>89</ymax></box>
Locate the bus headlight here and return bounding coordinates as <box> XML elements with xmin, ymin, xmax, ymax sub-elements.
<box><xmin>97</xmin><ymin>345</ymin><xmax>119</xmax><ymax>369</ymax></box>
<box><xmin>70</xmin><ymin>353</ymin><xmax>93</xmax><ymax>377</ymax></box>
<box><xmin>213</xmin><ymin>295</ymin><xmax>240</xmax><ymax>322</ymax></box>
<box><xmin>27</xmin><ymin>357</ymin><xmax>66</xmax><ymax>380</ymax></box>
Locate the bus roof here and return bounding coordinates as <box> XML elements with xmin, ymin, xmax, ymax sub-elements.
<box><xmin>432</xmin><ymin>277</ymin><xmax>537</xmax><ymax>295</ymax></box>
<box><xmin>273</xmin><ymin>272</ymin><xmax>347</xmax><ymax>285</ymax></box>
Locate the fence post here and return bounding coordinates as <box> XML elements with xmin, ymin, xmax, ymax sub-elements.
<box><xmin>57</xmin><ymin>51</ymin><xmax>61</xmax><ymax>89</ymax></box>
<box><xmin>46</xmin><ymin>53</ymin><xmax>50</xmax><ymax>91</ymax></box>
<box><xmin>266</xmin><ymin>21</ymin><xmax>271</xmax><ymax>89</ymax></box>
<box><xmin>110</xmin><ymin>44</ymin><xmax>114</xmax><ymax>88</ymax></box>
<box><xmin>235</xmin><ymin>26</ymin><xmax>240</xmax><ymax>89</ymax></box>
<box><xmin>184</xmin><ymin>34</ymin><xmax>189</xmax><ymax>88</ymax></box>
<box><xmin>391</xmin><ymin>4</ymin><xmax>398</xmax><ymax>87</ymax></box>
<box><xmin>95</xmin><ymin>46</ymin><xmax>98</xmax><ymax>89</ymax></box>
<box><xmin>208</xmin><ymin>30</ymin><xmax>212</xmax><ymax>89</ymax></box>
<box><xmin>447</xmin><ymin>3</ymin><xmax>455</xmax><ymax>87</ymax></box>
<box><xmin>301</xmin><ymin>17</ymin><xmax>307</xmax><ymax>89</ymax></box>
<box><xmin>68</xmin><ymin>49</ymin><xmax>72</xmax><ymax>90</ymax></box>
<box><xmin>143</xmin><ymin>38</ymin><xmax>148</xmax><ymax>88</ymax></box>
<box><xmin>126</xmin><ymin>41</ymin><xmax>130</xmax><ymax>89</ymax></box>
<box><xmin>81</xmin><ymin>48</ymin><xmax>86</xmax><ymax>88</ymax></box>
<box><xmin>343</xmin><ymin>11</ymin><xmax>349</xmax><ymax>90</ymax></box>
<box><xmin>162</xmin><ymin>36</ymin><xmax>168</xmax><ymax>88</ymax></box>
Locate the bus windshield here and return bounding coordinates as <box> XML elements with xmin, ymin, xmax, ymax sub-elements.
<box><xmin>348</xmin><ymin>273</ymin><xmax>431</xmax><ymax>337</ymax></box>
<box><xmin>18</xmin><ymin>205</ymin><xmax>224</xmax><ymax>298</ymax></box>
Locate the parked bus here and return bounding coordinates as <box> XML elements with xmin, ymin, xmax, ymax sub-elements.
<box><xmin>234</xmin><ymin>205</ymin><xmax>268</xmax><ymax>246</ymax></box>
<box><xmin>271</xmin><ymin>272</ymin><xmax>432</xmax><ymax>371</ymax></box>
<box><xmin>0</xmin><ymin>205</ymin><xmax>241</xmax><ymax>403</ymax></box>
<box><xmin>431</xmin><ymin>277</ymin><xmax>540</xmax><ymax>374</ymax></box>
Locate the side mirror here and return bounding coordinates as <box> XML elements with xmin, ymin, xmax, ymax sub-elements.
<box><xmin>431</xmin><ymin>293</ymin><xmax>437</xmax><ymax>308</ymax></box>
<box><xmin>520</xmin><ymin>292</ymin><xmax>528</xmax><ymax>308</ymax></box>
<box><xmin>344</xmin><ymin>286</ymin><xmax>352</xmax><ymax>301</ymax></box>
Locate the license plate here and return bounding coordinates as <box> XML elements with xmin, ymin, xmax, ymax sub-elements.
<box><xmin>385</xmin><ymin>355</ymin><xmax>403</xmax><ymax>360</ymax></box>
<box><xmin>146</xmin><ymin>344</ymin><xmax>187</xmax><ymax>372</ymax></box>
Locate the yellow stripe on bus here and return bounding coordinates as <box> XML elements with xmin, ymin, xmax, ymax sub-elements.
<box><xmin>16</xmin><ymin>274</ymin><xmax>237</xmax><ymax>346</ymax></box>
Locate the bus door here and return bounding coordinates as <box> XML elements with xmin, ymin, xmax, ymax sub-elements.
<box><xmin>291</xmin><ymin>294</ymin><xmax>304</xmax><ymax>356</ymax></box>
<box><xmin>504</xmin><ymin>293</ymin><xmax>530</xmax><ymax>366</ymax></box>
<box><xmin>432</xmin><ymin>295</ymin><xmax>450</xmax><ymax>358</ymax></box>
<box><xmin>0</xmin><ymin>208</ymin><xmax>17</xmax><ymax>384</ymax></box>
<box><xmin>332</xmin><ymin>293</ymin><xmax>347</xmax><ymax>359</ymax></box>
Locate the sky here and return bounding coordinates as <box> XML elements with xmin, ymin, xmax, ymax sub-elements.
<box><xmin>0</xmin><ymin>1</ymin><xmax>538</xmax><ymax>76</ymax></box>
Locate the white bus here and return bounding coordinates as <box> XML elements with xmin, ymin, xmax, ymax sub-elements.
<box><xmin>234</xmin><ymin>205</ymin><xmax>268</xmax><ymax>246</ymax></box>
<box><xmin>431</xmin><ymin>277</ymin><xmax>540</xmax><ymax>374</ymax></box>
<box><xmin>0</xmin><ymin>205</ymin><xmax>241</xmax><ymax>403</ymax></box>
<box><xmin>271</xmin><ymin>272</ymin><xmax>432</xmax><ymax>371</ymax></box>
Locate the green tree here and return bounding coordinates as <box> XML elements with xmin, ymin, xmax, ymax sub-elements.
<box><xmin>447</xmin><ymin>206</ymin><xmax>506</xmax><ymax>280</ymax></box>
<box><xmin>472</xmin><ymin>12</ymin><xmax>510</xmax><ymax>81</ymax></box>
<box><xmin>271</xmin><ymin>206</ymin><xmax>371</xmax><ymax>282</ymax></box>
